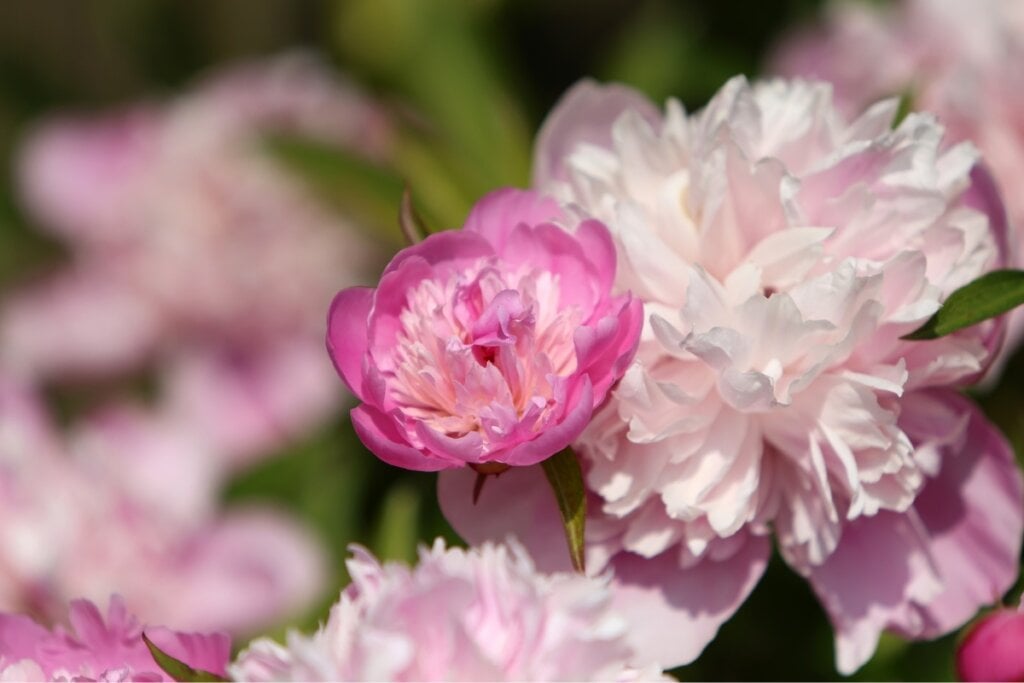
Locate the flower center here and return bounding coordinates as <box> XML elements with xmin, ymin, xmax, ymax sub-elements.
<box><xmin>389</xmin><ymin>259</ymin><xmax>582</xmax><ymax>443</ymax></box>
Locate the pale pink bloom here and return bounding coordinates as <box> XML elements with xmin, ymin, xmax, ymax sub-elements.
<box><xmin>956</xmin><ymin>598</ymin><xmax>1024</xmax><ymax>681</ymax></box>
<box><xmin>771</xmin><ymin>0</ymin><xmax>1024</xmax><ymax>367</ymax></box>
<box><xmin>157</xmin><ymin>342</ymin><xmax>342</xmax><ymax>467</ymax></box>
<box><xmin>441</xmin><ymin>77</ymin><xmax>1022</xmax><ymax>673</ymax></box>
<box><xmin>17</xmin><ymin>107</ymin><xmax>161</xmax><ymax>245</ymax></box>
<box><xmin>768</xmin><ymin>2</ymin><xmax>915</xmax><ymax>122</ymax></box>
<box><xmin>190</xmin><ymin>52</ymin><xmax>391</xmax><ymax>153</ymax></box>
<box><xmin>328</xmin><ymin>188</ymin><xmax>642</xmax><ymax>471</ymax></box>
<box><xmin>3</xmin><ymin>53</ymin><xmax>387</xmax><ymax>465</ymax></box>
<box><xmin>0</xmin><ymin>269</ymin><xmax>159</xmax><ymax>381</ymax></box>
<box><xmin>0</xmin><ymin>596</ymin><xmax>229</xmax><ymax>682</ymax></box>
<box><xmin>0</xmin><ymin>380</ymin><xmax>326</xmax><ymax>636</ymax></box>
<box><xmin>231</xmin><ymin>540</ymin><xmax>667</xmax><ymax>682</ymax></box>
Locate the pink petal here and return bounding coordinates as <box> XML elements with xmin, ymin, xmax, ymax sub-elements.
<box><xmin>415</xmin><ymin>421</ymin><xmax>486</xmax><ymax>465</ymax></box>
<box><xmin>380</xmin><ymin>228</ymin><xmax>493</xmax><ymax>278</ymax></box>
<box><xmin>499</xmin><ymin>221</ymin><xmax>611</xmax><ymax>314</ymax></box>
<box><xmin>368</xmin><ymin>231</ymin><xmax>496</xmax><ymax>369</ymax></box>
<box><xmin>158</xmin><ymin>509</ymin><xmax>327</xmax><ymax>635</ymax></box>
<box><xmin>17</xmin><ymin>109</ymin><xmax>160</xmax><ymax>243</ymax></box>
<box><xmin>440</xmin><ymin>463</ymin><xmax>772</xmax><ymax>670</ymax></box>
<box><xmin>900</xmin><ymin>390</ymin><xmax>1023</xmax><ymax>637</ymax></box>
<box><xmin>0</xmin><ymin>613</ymin><xmax>51</xmax><ymax>663</ymax></box>
<box><xmin>146</xmin><ymin>627</ymin><xmax>231</xmax><ymax>677</ymax></box>
<box><xmin>533</xmin><ymin>79</ymin><xmax>661</xmax><ymax>186</ymax></box>
<box><xmin>0</xmin><ymin>270</ymin><xmax>160</xmax><ymax>380</ymax></box>
<box><xmin>438</xmin><ymin>463</ymin><xmax>578</xmax><ymax>573</ymax></box>
<box><xmin>352</xmin><ymin>404</ymin><xmax>454</xmax><ymax>471</ymax></box>
<box><xmin>162</xmin><ymin>341</ymin><xmax>341</xmax><ymax>469</ymax></box>
<box><xmin>606</xmin><ymin>534</ymin><xmax>770</xmax><ymax>669</ymax></box>
<box><xmin>67</xmin><ymin>598</ymin><xmax>124</xmax><ymax>652</ymax></box>
<box><xmin>573</xmin><ymin>219</ymin><xmax>621</xmax><ymax>298</ymax></box>
<box><xmin>963</xmin><ymin>164</ymin><xmax>1012</xmax><ymax>270</ymax></box>
<box><xmin>806</xmin><ymin>509</ymin><xmax>942</xmax><ymax>674</ymax></box>
<box><xmin>807</xmin><ymin>390</ymin><xmax>1023</xmax><ymax>674</ymax></box>
<box><xmin>462</xmin><ymin>188</ymin><xmax>563</xmax><ymax>254</ymax></box>
<box><xmin>326</xmin><ymin>286</ymin><xmax>375</xmax><ymax>397</ymax></box>
<box><xmin>367</xmin><ymin>257</ymin><xmax>437</xmax><ymax>370</ymax></box>
<box><xmin>574</xmin><ymin>297</ymin><xmax>644</xmax><ymax>403</ymax></box>
<box><xmin>493</xmin><ymin>377</ymin><xmax>595</xmax><ymax>467</ymax></box>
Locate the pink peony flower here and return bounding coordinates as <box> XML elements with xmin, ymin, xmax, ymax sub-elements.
<box><xmin>440</xmin><ymin>77</ymin><xmax>1023</xmax><ymax>673</ymax></box>
<box><xmin>3</xmin><ymin>53</ymin><xmax>388</xmax><ymax>465</ymax></box>
<box><xmin>230</xmin><ymin>540</ymin><xmax>667</xmax><ymax>682</ymax></box>
<box><xmin>0</xmin><ymin>596</ymin><xmax>229</xmax><ymax>682</ymax></box>
<box><xmin>771</xmin><ymin>0</ymin><xmax>1024</xmax><ymax>369</ymax></box>
<box><xmin>956</xmin><ymin>599</ymin><xmax>1024</xmax><ymax>682</ymax></box>
<box><xmin>328</xmin><ymin>188</ymin><xmax>642</xmax><ymax>471</ymax></box>
<box><xmin>0</xmin><ymin>379</ymin><xmax>326</xmax><ymax>636</ymax></box>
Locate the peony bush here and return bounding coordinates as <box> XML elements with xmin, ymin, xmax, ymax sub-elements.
<box><xmin>4</xmin><ymin>5</ymin><xmax>1024</xmax><ymax>681</ymax></box>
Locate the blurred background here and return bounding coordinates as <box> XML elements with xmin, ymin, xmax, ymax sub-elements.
<box><xmin>0</xmin><ymin>0</ymin><xmax>1021</xmax><ymax>680</ymax></box>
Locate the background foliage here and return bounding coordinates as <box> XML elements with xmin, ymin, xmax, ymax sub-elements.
<box><xmin>1</xmin><ymin>1</ymin><xmax>1020</xmax><ymax>679</ymax></box>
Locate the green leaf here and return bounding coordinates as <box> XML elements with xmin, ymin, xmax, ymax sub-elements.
<box><xmin>399</xmin><ymin>185</ymin><xmax>430</xmax><ymax>245</ymax></box>
<box><xmin>541</xmin><ymin>448</ymin><xmax>587</xmax><ymax>573</ymax></box>
<box><xmin>263</xmin><ymin>134</ymin><xmax>407</xmax><ymax>247</ymax></box>
<box><xmin>142</xmin><ymin>633</ymin><xmax>228</xmax><ymax>682</ymax></box>
<box><xmin>902</xmin><ymin>269</ymin><xmax>1024</xmax><ymax>340</ymax></box>
<box><xmin>371</xmin><ymin>482</ymin><xmax>421</xmax><ymax>564</ymax></box>
<box><xmin>332</xmin><ymin>0</ymin><xmax>531</xmax><ymax>194</ymax></box>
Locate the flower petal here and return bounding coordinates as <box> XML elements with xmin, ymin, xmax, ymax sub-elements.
<box><xmin>352</xmin><ymin>405</ymin><xmax>454</xmax><ymax>471</ymax></box>
<box><xmin>606</xmin><ymin>534</ymin><xmax>770</xmax><ymax>668</ymax></box>
<box><xmin>533</xmin><ymin>79</ymin><xmax>661</xmax><ymax>186</ymax></box>
<box><xmin>326</xmin><ymin>286</ymin><xmax>374</xmax><ymax>397</ymax></box>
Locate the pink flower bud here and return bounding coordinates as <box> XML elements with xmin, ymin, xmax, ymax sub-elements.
<box><xmin>328</xmin><ymin>188</ymin><xmax>642</xmax><ymax>471</ymax></box>
<box><xmin>957</xmin><ymin>603</ymin><xmax>1024</xmax><ymax>682</ymax></box>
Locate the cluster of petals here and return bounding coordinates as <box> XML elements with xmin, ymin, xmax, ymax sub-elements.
<box><xmin>328</xmin><ymin>188</ymin><xmax>642</xmax><ymax>470</ymax></box>
<box><xmin>0</xmin><ymin>596</ymin><xmax>229</xmax><ymax>682</ymax></box>
<box><xmin>0</xmin><ymin>378</ymin><xmax>325</xmax><ymax>636</ymax></box>
<box><xmin>440</xmin><ymin>76</ymin><xmax>1023</xmax><ymax>673</ymax></box>
<box><xmin>231</xmin><ymin>539</ymin><xmax>665</xmax><ymax>681</ymax></box>
<box><xmin>771</xmin><ymin>0</ymin><xmax>1024</xmax><ymax>360</ymax></box>
<box><xmin>956</xmin><ymin>598</ymin><xmax>1024</xmax><ymax>682</ymax></box>
<box><xmin>2</xmin><ymin>53</ymin><xmax>388</xmax><ymax>466</ymax></box>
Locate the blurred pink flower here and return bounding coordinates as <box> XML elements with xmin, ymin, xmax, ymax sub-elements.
<box><xmin>957</xmin><ymin>599</ymin><xmax>1024</xmax><ymax>682</ymax></box>
<box><xmin>771</xmin><ymin>0</ymin><xmax>1024</xmax><ymax>368</ymax></box>
<box><xmin>156</xmin><ymin>341</ymin><xmax>343</xmax><ymax>468</ymax></box>
<box><xmin>328</xmin><ymin>188</ymin><xmax>642</xmax><ymax>471</ymax></box>
<box><xmin>3</xmin><ymin>53</ymin><xmax>388</xmax><ymax>465</ymax></box>
<box><xmin>230</xmin><ymin>540</ymin><xmax>667</xmax><ymax>682</ymax></box>
<box><xmin>440</xmin><ymin>77</ymin><xmax>1022</xmax><ymax>673</ymax></box>
<box><xmin>0</xmin><ymin>380</ymin><xmax>326</xmax><ymax>636</ymax></box>
<box><xmin>0</xmin><ymin>596</ymin><xmax>229</xmax><ymax>682</ymax></box>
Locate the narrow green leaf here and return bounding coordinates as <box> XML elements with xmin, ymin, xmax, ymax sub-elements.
<box><xmin>399</xmin><ymin>186</ymin><xmax>430</xmax><ymax>245</ymax></box>
<box><xmin>902</xmin><ymin>269</ymin><xmax>1024</xmax><ymax>340</ymax></box>
<box><xmin>371</xmin><ymin>482</ymin><xmax>421</xmax><ymax>564</ymax></box>
<box><xmin>541</xmin><ymin>448</ymin><xmax>587</xmax><ymax>574</ymax></box>
<box><xmin>142</xmin><ymin>633</ymin><xmax>228</xmax><ymax>682</ymax></box>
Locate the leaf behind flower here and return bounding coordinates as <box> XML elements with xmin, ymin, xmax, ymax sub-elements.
<box><xmin>142</xmin><ymin>633</ymin><xmax>228</xmax><ymax>683</ymax></box>
<box><xmin>902</xmin><ymin>269</ymin><xmax>1024</xmax><ymax>340</ymax></box>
